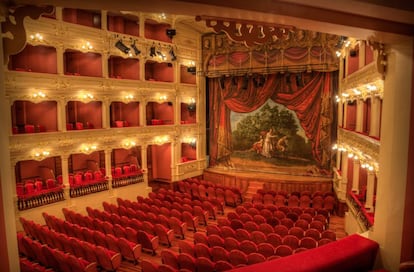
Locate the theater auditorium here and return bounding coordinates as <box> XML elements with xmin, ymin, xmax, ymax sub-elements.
<box><xmin>0</xmin><ymin>1</ymin><xmax>413</xmax><ymax>271</ymax></box>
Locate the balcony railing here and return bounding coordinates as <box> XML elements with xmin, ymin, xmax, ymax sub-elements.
<box><xmin>347</xmin><ymin>191</ymin><xmax>374</xmax><ymax>231</ymax></box>
<box><xmin>17</xmin><ymin>187</ymin><xmax>65</xmax><ymax>210</ymax></box>
<box><xmin>112</xmin><ymin>172</ymin><xmax>144</xmax><ymax>188</ymax></box>
<box><xmin>70</xmin><ymin>178</ymin><xmax>109</xmax><ymax>198</ymax></box>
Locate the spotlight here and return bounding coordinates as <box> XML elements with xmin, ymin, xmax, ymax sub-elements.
<box><xmin>166</xmin><ymin>29</ymin><xmax>176</xmax><ymax>39</ymax></box>
<box><xmin>131</xmin><ymin>41</ymin><xmax>141</xmax><ymax>56</ymax></box>
<box><xmin>150</xmin><ymin>45</ymin><xmax>157</xmax><ymax>57</ymax></box>
<box><xmin>187</xmin><ymin>66</ymin><xmax>196</xmax><ymax>74</ymax></box>
<box><xmin>115</xmin><ymin>40</ymin><xmax>130</xmax><ymax>54</ymax></box>
<box><xmin>169</xmin><ymin>47</ymin><xmax>177</xmax><ymax>61</ymax></box>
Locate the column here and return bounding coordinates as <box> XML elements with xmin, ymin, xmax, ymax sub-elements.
<box><xmin>101</xmin><ymin>10</ymin><xmax>107</xmax><ymax>31</ymax></box>
<box><xmin>370</xmin><ymin>96</ymin><xmax>381</xmax><ymax>138</ymax></box>
<box><xmin>335</xmin><ymin>148</ymin><xmax>341</xmax><ymax>170</ymax></box>
<box><xmin>55</xmin><ymin>7</ymin><xmax>63</xmax><ymax>21</ymax></box>
<box><xmin>141</xmin><ymin>144</ymin><xmax>150</xmax><ymax>192</ymax></box>
<box><xmin>140</xmin><ymin>101</ymin><xmax>147</xmax><ymax>126</ymax></box>
<box><xmin>104</xmin><ymin>149</ymin><xmax>112</xmax><ymax>190</ymax></box>
<box><xmin>57</xmin><ymin>100</ymin><xmax>66</xmax><ymax>132</ymax></box>
<box><xmin>337</xmin><ymin>101</ymin><xmax>344</xmax><ymax>128</ymax></box>
<box><xmin>60</xmin><ymin>155</ymin><xmax>70</xmax><ymax>199</ymax></box>
<box><xmin>343</xmin><ymin>102</ymin><xmax>348</xmax><ymax>128</ymax></box>
<box><xmin>102</xmin><ymin>53</ymin><xmax>108</xmax><ymax>79</ymax></box>
<box><xmin>338</xmin><ymin>151</ymin><xmax>348</xmax><ymax>200</ymax></box>
<box><xmin>355</xmin><ymin>99</ymin><xmax>364</xmax><ymax>133</ymax></box>
<box><xmin>365</xmin><ymin>171</ymin><xmax>376</xmax><ymax>212</ymax></box>
<box><xmin>352</xmin><ymin>159</ymin><xmax>360</xmax><ymax>193</ymax></box>
<box><xmin>56</xmin><ymin>46</ymin><xmax>64</xmax><ymax>75</ymax></box>
<box><xmin>101</xmin><ymin>99</ymin><xmax>110</xmax><ymax>129</ymax></box>
<box><xmin>358</xmin><ymin>41</ymin><xmax>366</xmax><ymax>68</ymax></box>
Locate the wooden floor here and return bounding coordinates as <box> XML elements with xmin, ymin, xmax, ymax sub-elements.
<box><xmin>117</xmin><ymin>200</ymin><xmax>347</xmax><ymax>272</ymax></box>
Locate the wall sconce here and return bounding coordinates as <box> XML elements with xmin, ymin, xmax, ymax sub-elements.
<box><xmin>32</xmin><ymin>149</ymin><xmax>50</xmax><ymax>161</ymax></box>
<box><xmin>123</xmin><ymin>94</ymin><xmax>134</xmax><ymax>103</ymax></box>
<box><xmin>80</xmin><ymin>144</ymin><xmax>97</xmax><ymax>154</ymax></box>
<box><xmin>187</xmin><ymin>98</ymin><xmax>196</xmax><ymax>112</ymax></box>
<box><xmin>79</xmin><ymin>93</ymin><xmax>94</xmax><ymax>103</ymax></box>
<box><xmin>182</xmin><ymin>136</ymin><xmax>197</xmax><ymax>148</ymax></box>
<box><xmin>115</xmin><ymin>39</ymin><xmax>130</xmax><ymax>54</ymax></box>
<box><xmin>81</xmin><ymin>41</ymin><xmax>93</xmax><ymax>51</ymax></box>
<box><xmin>154</xmin><ymin>135</ymin><xmax>169</xmax><ymax>145</ymax></box>
<box><xmin>122</xmin><ymin>139</ymin><xmax>136</xmax><ymax>149</ymax></box>
<box><xmin>159</xmin><ymin>95</ymin><xmax>168</xmax><ymax>102</ymax></box>
<box><xmin>30</xmin><ymin>33</ymin><xmax>43</xmax><ymax>42</ymax></box>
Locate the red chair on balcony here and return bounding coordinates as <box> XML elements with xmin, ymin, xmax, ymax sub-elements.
<box><xmin>24</xmin><ymin>182</ymin><xmax>35</xmax><ymax>196</ymax></box>
<box><xmin>75</xmin><ymin>122</ymin><xmax>84</xmax><ymax>130</ymax></box>
<box><xmin>24</xmin><ymin>124</ymin><xmax>35</xmax><ymax>133</ymax></box>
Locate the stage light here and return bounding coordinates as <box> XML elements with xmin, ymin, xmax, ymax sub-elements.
<box><xmin>166</xmin><ymin>28</ymin><xmax>176</xmax><ymax>39</ymax></box>
<box><xmin>187</xmin><ymin>66</ymin><xmax>196</xmax><ymax>74</ymax></box>
<box><xmin>149</xmin><ymin>45</ymin><xmax>157</xmax><ymax>57</ymax></box>
<box><xmin>115</xmin><ymin>40</ymin><xmax>130</xmax><ymax>54</ymax></box>
<box><xmin>169</xmin><ymin>47</ymin><xmax>177</xmax><ymax>61</ymax></box>
<box><xmin>131</xmin><ymin>41</ymin><xmax>141</xmax><ymax>56</ymax></box>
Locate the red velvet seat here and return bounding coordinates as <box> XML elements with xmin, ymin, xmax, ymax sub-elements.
<box><xmin>299</xmin><ymin>236</ymin><xmax>318</xmax><ymax>249</ymax></box>
<box><xmin>178</xmin><ymin>240</ymin><xmax>195</xmax><ymax>257</ymax></box>
<box><xmin>95</xmin><ymin>245</ymin><xmax>122</xmax><ymax>271</ymax></box>
<box><xmin>240</xmin><ymin>240</ymin><xmax>258</xmax><ymax>255</ymax></box>
<box><xmin>196</xmin><ymin>256</ymin><xmax>216</xmax><ymax>272</ymax></box>
<box><xmin>207</xmin><ymin>233</ymin><xmax>225</xmax><ymax>247</ymax></box>
<box><xmin>194</xmin><ymin>243</ymin><xmax>212</xmax><ymax>259</ymax></box>
<box><xmin>177</xmin><ymin>252</ymin><xmax>197</xmax><ymax>271</ymax></box>
<box><xmin>275</xmin><ymin>244</ymin><xmax>294</xmax><ymax>257</ymax></box>
<box><xmin>154</xmin><ymin>223</ymin><xmax>174</xmax><ymax>247</ymax></box>
<box><xmin>235</xmin><ymin>228</ymin><xmax>251</xmax><ymax>242</ymax></box>
<box><xmin>141</xmin><ymin>259</ymin><xmax>159</xmax><ymax>272</ymax></box>
<box><xmin>137</xmin><ymin>230</ymin><xmax>159</xmax><ymax>255</ymax></box>
<box><xmin>215</xmin><ymin>260</ymin><xmax>234</xmax><ymax>271</ymax></box>
<box><xmin>229</xmin><ymin>249</ymin><xmax>248</xmax><ymax>266</ymax></box>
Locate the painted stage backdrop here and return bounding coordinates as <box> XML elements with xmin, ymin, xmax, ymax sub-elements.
<box><xmin>208</xmin><ymin>72</ymin><xmax>337</xmax><ymax>177</ymax></box>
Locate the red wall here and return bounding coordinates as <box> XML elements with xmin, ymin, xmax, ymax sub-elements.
<box><xmin>112</xmin><ymin>147</ymin><xmax>141</xmax><ymax>167</ymax></box>
<box><xmin>108</xmin><ymin>56</ymin><xmax>139</xmax><ymax>80</ymax></box>
<box><xmin>145</xmin><ymin>61</ymin><xmax>174</xmax><ymax>82</ymax></box>
<box><xmin>180</xmin><ymin>65</ymin><xmax>196</xmax><ymax>84</ymax></box>
<box><xmin>9</xmin><ymin>45</ymin><xmax>57</xmax><ymax>74</ymax></box>
<box><xmin>144</xmin><ymin>20</ymin><xmax>172</xmax><ymax>43</ymax></box>
<box><xmin>153</xmin><ymin>102</ymin><xmax>174</xmax><ymax>124</ymax></box>
<box><xmin>70</xmin><ymin>152</ymin><xmax>100</xmax><ymax>172</ymax></box>
<box><xmin>26</xmin><ymin>101</ymin><xmax>57</xmax><ymax>131</ymax></box>
<box><xmin>180</xmin><ymin>103</ymin><xmax>196</xmax><ymax>124</ymax></box>
<box><xmin>182</xmin><ymin>143</ymin><xmax>196</xmax><ymax>160</ymax></box>
<box><xmin>17</xmin><ymin>158</ymin><xmax>56</xmax><ymax>182</ymax></box>
<box><xmin>108</xmin><ymin>15</ymin><xmax>139</xmax><ymax>36</ymax></box>
<box><xmin>346</xmin><ymin>102</ymin><xmax>357</xmax><ymax>130</ymax></box>
<box><xmin>347</xmin><ymin>45</ymin><xmax>359</xmax><ymax>75</ymax></box>
<box><xmin>77</xmin><ymin>101</ymin><xmax>102</xmax><ymax>128</ymax></box>
<box><xmin>151</xmin><ymin>144</ymin><xmax>171</xmax><ymax>180</ymax></box>
<box><xmin>365</xmin><ymin>43</ymin><xmax>374</xmax><ymax>65</ymax></box>
<box><xmin>62</xmin><ymin>8</ymin><xmax>101</xmax><ymax>28</ymax></box>
<box><xmin>64</xmin><ymin>51</ymin><xmax>102</xmax><ymax>77</ymax></box>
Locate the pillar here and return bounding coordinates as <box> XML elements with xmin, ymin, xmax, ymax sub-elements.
<box><xmin>365</xmin><ymin>171</ymin><xmax>376</xmax><ymax>212</ymax></box>
<box><xmin>102</xmin><ymin>53</ymin><xmax>108</xmax><ymax>79</ymax></box>
<box><xmin>338</xmin><ymin>151</ymin><xmax>349</xmax><ymax>200</ymax></box>
<box><xmin>352</xmin><ymin>160</ymin><xmax>360</xmax><ymax>193</ymax></box>
<box><xmin>355</xmin><ymin>99</ymin><xmax>364</xmax><ymax>133</ymax></box>
<box><xmin>60</xmin><ymin>155</ymin><xmax>70</xmax><ymax>199</ymax></box>
<box><xmin>102</xmin><ymin>99</ymin><xmax>110</xmax><ymax>129</ymax></box>
<box><xmin>343</xmin><ymin>101</ymin><xmax>348</xmax><ymax>129</ymax></box>
<box><xmin>370</xmin><ymin>96</ymin><xmax>381</xmax><ymax>138</ymax></box>
<box><xmin>359</xmin><ymin>41</ymin><xmax>366</xmax><ymax>68</ymax></box>
<box><xmin>57</xmin><ymin>100</ymin><xmax>66</xmax><ymax>132</ymax></box>
<box><xmin>337</xmin><ymin>101</ymin><xmax>344</xmax><ymax>128</ymax></box>
<box><xmin>104</xmin><ymin>149</ymin><xmax>112</xmax><ymax>190</ymax></box>
<box><xmin>140</xmin><ymin>101</ymin><xmax>147</xmax><ymax>126</ymax></box>
<box><xmin>56</xmin><ymin>45</ymin><xmax>64</xmax><ymax>75</ymax></box>
<box><xmin>0</xmin><ymin>21</ymin><xmax>20</xmax><ymax>270</ymax></box>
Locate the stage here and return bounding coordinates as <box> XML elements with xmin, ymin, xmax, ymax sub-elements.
<box><xmin>203</xmin><ymin>167</ymin><xmax>333</xmax><ymax>194</ymax></box>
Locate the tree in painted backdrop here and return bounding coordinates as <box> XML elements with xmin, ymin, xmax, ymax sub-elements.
<box><xmin>232</xmin><ymin>102</ymin><xmax>313</xmax><ymax>159</ymax></box>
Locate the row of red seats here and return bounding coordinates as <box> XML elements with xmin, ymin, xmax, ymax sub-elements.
<box><xmin>19</xmin><ymin>257</ymin><xmax>49</xmax><ymax>272</ymax></box>
<box><xmin>18</xmin><ymin>228</ymin><xmax>99</xmax><ymax>272</ymax></box>
<box><xmin>42</xmin><ymin>212</ymin><xmax>140</xmax><ymax>264</ymax></box>
<box><xmin>228</xmin><ymin>210</ymin><xmax>328</xmax><ymax>231</ymax></box>
<box><xmin>69</xmin><ymin>170</ymin><xmax>106</xmax><ymax>187</ymax></box>
<box><xmin>63</xmin><ymin>207</ymin><xmax>159</xmax><ymax>255</ymax></box>
<box><xmin>251</xmin><ymin>193</ymin><xmax>336</xmax><ymax>212</ymax></box>
<box><xmin>102</xmin><ymin>201</ymin><xmax>188</xmax><ymax>240</ymax></box>
<box><xmin>177</xmin><ymin>179</ymin><xmax>243</xmax><ymax>207</ymax></box>
<box><xmin>16</xmin><ymin>178</ymin><xmax>63</xmax><ymax>199</ymax></box>
<box><xmin>20</xmin><ymin>216</ymin><xmax>122</xmax><ymax>269</ymax></box>
<box><xmin>111</xmin><ymin>164</ymin><xmax>142</xmax><ymax>178</ymax></box>
<box><xmin>145</xmin><ymin>189</ymin><xmax>223</xmax><ymax>217</ymax></box>
<box><xmin>213</xmin><ymin>219</ymin><xmax>335</xmax><ymax>243</ymax></box>
<box><xmin>256</xmin><ymin>189</ymin><xmax>335</xmax><ymax>199</ymax></box>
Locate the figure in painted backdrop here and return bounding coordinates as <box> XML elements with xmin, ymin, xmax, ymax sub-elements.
<box><xmin>261</xmin><ymin>128</ymin><xmax>278</xmax><ymax>158</ymax></box>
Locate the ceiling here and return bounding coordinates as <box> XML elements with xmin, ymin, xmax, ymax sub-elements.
<box><xmin>4</xmin><ymin>0</ymin><xmax>414</xmax><ymax>43</ymax></box>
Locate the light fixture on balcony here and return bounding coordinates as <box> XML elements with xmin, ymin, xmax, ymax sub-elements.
<box><xmin>80</xmin><ymin>144</ymin><xmax>97</xmax><ymax>154</ymax></box>
<box><xmin>159</xmin><ymin>95</ymin><xmax>168</xmax><ymax>102</ymax></box>
<box><xmin>79</xmin><ymin>92</ymin><xmax>94</xmax><ymax>103</ymax></box>
<box><xmin>32</xmin><ymin>149</ymin><xmax>50</xmax><ymax>161</ymax></box>
<box><xmin>123</xmin><ymin>94</ymin><xmax>134</xmax><ymax>103</ymax></box>
<box><xmin>81</xmin><ymin>41</ymin><xmax>93</xmax><ymax>51</ymax></box>
<box><xmin>183</xmin><ymin>136</ymin><xmax>197</xmax><ymax>148</ymax></box>
<box><xmin>30</xmin><ymin>33</ymin><xmax>43</xmax><ymax>42</ymax></box>
<box><xmin>187</xmin><ymin>98</ymin><xmax>196</xmax><ymax>112</ymax></box>
<box><xmin>122</xmin><ymin>139</ymin><xmax>136</xmax><ymax>149</ymax></box>
<box><xmin>154</xmin><ymin>135</ymin><xmax>169</xmax><ymax>145</ymax></box>
<box><xmin>169</xmin><ymin>46</ymin><xmax>177</xmax><ymax>61</ymax></box>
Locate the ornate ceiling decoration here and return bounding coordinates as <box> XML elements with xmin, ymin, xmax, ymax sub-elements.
<box><xmin>196</xmin><ymin>15</ymin><xmax>294</xmax><ymax>47</ymax></box>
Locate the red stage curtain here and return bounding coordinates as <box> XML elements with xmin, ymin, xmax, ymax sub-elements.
<box><xmin>208</xmin><ymin>71</ymin><xmax>335</xmax><ymax>167</ymax></box>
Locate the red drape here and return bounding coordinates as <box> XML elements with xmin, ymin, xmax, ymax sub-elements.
<box><xmin>208</xmin><ymin>72</ymin><xmax>335</xmax><ymax>167</ymax></box>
